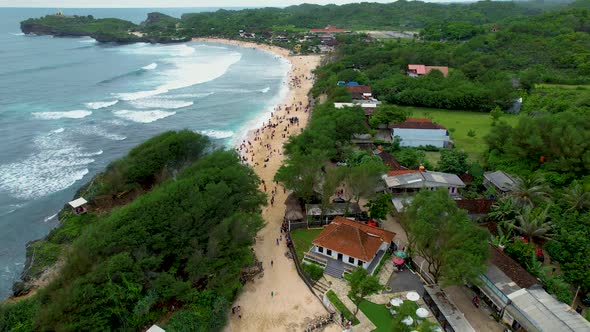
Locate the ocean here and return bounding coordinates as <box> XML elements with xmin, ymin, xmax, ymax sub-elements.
<box><xmin>0</xmin><ymin>8</ymin><xmax>290</xmax><ymax>299</ymax></box>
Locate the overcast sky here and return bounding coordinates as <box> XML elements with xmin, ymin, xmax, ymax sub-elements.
<box><xmin>0</xmin><ymin>0</ymin><xmax>465</xmax><ymax>8</ymax></box>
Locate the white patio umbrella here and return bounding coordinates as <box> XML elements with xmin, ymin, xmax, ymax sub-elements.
<box><xmin>390</xmin><ymin>297</ymin><xmax>404</xmax><ymax>307</ymax></box>
<box><xmin>406</xmin><ymin>291</ymin><xmax>420</xmax><ymax>301</ymax></box>
<box><xmin>416</xmin><ymin>307</ymin><xmax>429</xmax><ymax>318</ymax></box>
<box><xmin>402</xmin><ymin>316</ymin><xmax>414</xmax><ymax>326</ymax></box>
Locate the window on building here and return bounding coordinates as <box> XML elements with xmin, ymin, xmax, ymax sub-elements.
<box><xmin>327</xmin><ymin>249</ymin><xmax>332</xmax><ymax>256</ymax></box>
<box><xmin>358</xmin><ymin>260</ymin><xmax>363</xmax><ymax>266</ymax></box>
<box><xmin>318</xmin><ymin>246</ymin><xmax>323</xmax><ymax>253</ymax></box>
<box><xmin>348</xmin><ymin>257</ymin><xmax>354</xmax><ymax>264</ymax></box>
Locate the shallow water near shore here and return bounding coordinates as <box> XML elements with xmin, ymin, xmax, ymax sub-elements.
<box><xmin>0</xmin><ymin>8</ymin><xmax>289</xmax><ymax>299</ymax></box>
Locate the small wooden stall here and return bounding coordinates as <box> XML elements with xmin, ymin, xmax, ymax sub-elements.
<box><xmin>68</xmin><ymin>197</ymin><xmax>88</xmax><ymax>215</ymax></box>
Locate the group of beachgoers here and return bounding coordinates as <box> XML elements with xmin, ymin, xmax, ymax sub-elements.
<box><xmin>236</xmin><ymin>99</ymin><xmax>311</xmax><ymax>171</ymax></box>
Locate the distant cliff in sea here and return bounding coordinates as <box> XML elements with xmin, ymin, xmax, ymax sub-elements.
<box><xmin>20</xmin><ymin>12</ymin><xmax>191</xmax><ymax>44</ymax></box>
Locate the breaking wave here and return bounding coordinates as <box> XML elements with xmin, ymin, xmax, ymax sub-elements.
<box><xmin>85</xmin><ymin>100</ymin><xmax>118</xmax><ymax>110</ymax></box>
<box><xmin>32</xmin><ymin>110</ymin><xmax>92</xmax><ymax>120</ymax></box>
<box><xmin>198</xmin><ymin>130</ymin><xmax>235</xmax><ymax>139</ymax></box>
<box><xmin>113</xmin><ymin>110</ymin><xmax>176</xmax><ymax>123</ymax></box>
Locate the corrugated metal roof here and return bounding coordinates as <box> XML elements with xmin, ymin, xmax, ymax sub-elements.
<box><xmin>383</xmin><ymin>171</ymin><xmax>465</xmax><ymax>189</ymax></box>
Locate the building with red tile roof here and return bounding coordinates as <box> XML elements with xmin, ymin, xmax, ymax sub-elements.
<box><xmin>310</xmin><ymin>217</ymin><xmax>395</xmax><ymax>275</ymax></box>
<box><xmin>407</xmin><ymin>64</ymin><xmax>449</xmax><ymax>77</ymax></box>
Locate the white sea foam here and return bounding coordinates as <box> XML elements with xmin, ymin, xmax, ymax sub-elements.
<box><xmin>113</xmin><ymin>110</ymin><xmax>176</xmax><ymax>123</ymax></box>
<box><xmin>0</xmin><ymin>132</ymin><xmax>96</xmax><ymax>199</ymax></box>
<box><xmin>43</xmin><ymin>213</ymin><xmax>58</xmax><ymax>222</ymax></box>
<box><xmin>119</xmin><ymin>43</ymin><xmax>196</xmax><ymax>57</ymax></box>
<box><xmin>142</xmin><ymin>62</ymin><xmax>158</xmax><ymax>70</ymax></box>
<box><xmin>79</xmin><ymin>38</ymin><xmax>96</xmax><ymax>43</ymax></box>
<box><xmin>85</xmin><ymin>100</ymin><xmax>118</xmax><ymax>109</ymax></box>
<box><xmin>158</xmin><ymin>52</ymin><xmax>242</xmax><ymax>91</ymax></box>
<box><xmin>10</xmin><ymin>32</ymin><xmax>25</xmax><ymax>36</ymax></box>
<box><xmin>0</xmin><ymin>204</ymin><xmax>24</xmax><ymax>217</ymax></box>
<box><xmin>114</xmin><ymin>87</ymin><xmax>169</xmax><ymax>101</ymax></box>
<box><xmin>198</xmin><ymin>130</ymin><xmax>235</xmax><ymax>139</ymax></box>
<box><xmin>113</xmin><ymin>44</ymin><xmax>241</xmax><ymax>101</ymax></box>
<box><xmin>162</xmin><ymin>92</ymin><xmax>214</xmax><ymax>99</ymax></box>
<box><xmin>73</xmin><ymin>125</ymin><xmax>126</xmax><ymax>141</ymax></box>
<box><xmin>260</xmin><ymin>86</ymin><xmax>270</xmax><ymax>93</ymax></box>
<box><xmin>52</xmin><ymin>128</ymin><xmax>65</xmax><ymax>133</ymax></box>
<box><xmin>130</xmin><ymin>98</ymin><xmax>193</xmax><ymax>110</ymax></box>
<box><xmin>32</xmin><ymin>110</ymin><xmax>92</xmax><ymax>120</ymax></box>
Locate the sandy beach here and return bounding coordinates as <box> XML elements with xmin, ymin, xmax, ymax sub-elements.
<box><xmin>193</xmin><ymin>38</ymin><xmax>339</xmax><ymax>332</ymax></box>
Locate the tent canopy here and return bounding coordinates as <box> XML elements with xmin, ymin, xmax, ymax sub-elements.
<box><xmin>68</xmin><ymin>197</ymin><xmax>87</xmax><ymax>208</ymax></box>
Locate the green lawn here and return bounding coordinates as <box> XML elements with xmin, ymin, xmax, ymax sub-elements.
<box><xmin>358</xmin><ymin>300</ymin><xmax>394</xmax><ymax>332</ymax></box>
<box><xmin>397</xmin><ymin>106</ymin><xmax>519</xmax><ymax>160</ymax></box>
<box><xmin>291</xmin><ymin>228</ymin><xmax>323</xmax><ymax>261</ymax></box>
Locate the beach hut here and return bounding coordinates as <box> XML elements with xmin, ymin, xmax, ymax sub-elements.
<box><xmin>68</xmin><ymin>197</ymin><xmax>88</xmax><ymax>215</ymax></box>
<box><xmin>284</xmin><ymin>193</ymin><xmax>306</xmax><ymax>231</ymax></box>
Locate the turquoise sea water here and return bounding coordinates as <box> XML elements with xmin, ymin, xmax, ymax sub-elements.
<box><xmin>0</xmin><ymin>8</ymin><xmax>289</xmax><ymax>299</ymax></box>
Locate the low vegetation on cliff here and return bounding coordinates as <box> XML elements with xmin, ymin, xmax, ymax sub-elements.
<box><xmin>1</xmin><ymin>131</ymin><xmax>266</xmax><ymax>331</ymax></box>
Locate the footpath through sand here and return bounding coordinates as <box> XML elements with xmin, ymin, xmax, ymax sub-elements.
<box><xmin>193</xmin><ymin>38</ymin><xmax>340</xmax><ymax>332</ymax></box>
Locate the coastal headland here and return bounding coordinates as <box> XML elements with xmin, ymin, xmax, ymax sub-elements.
<box><xmin>194</xmin><ymin>38</ymin><xmax>339</xmax><ymax>332</ymax></box>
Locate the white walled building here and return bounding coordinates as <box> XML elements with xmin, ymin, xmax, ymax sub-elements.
<box><xmin>391</xmin><ymin>118</ymin><xmax>451</xmax><ymax>148</ymax></box>
<box><xmin>310</xmin><ymin>217</ymin><xmax>395</xmax><ymax>277</ymax></box>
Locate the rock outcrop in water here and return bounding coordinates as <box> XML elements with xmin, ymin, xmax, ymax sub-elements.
<box><xmin>20</xmin><ymin>12</ymin><xmax>190</xmax><ymax>44</ymax></box>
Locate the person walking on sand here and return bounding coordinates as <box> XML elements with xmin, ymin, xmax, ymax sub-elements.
<box><xmin>271</xmin><ymin>260</ymin><xmax>273</xmax><ymax>267</ymax></box>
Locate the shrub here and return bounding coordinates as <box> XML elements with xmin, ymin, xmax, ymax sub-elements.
<box><xmin>505</xmin><ymin>239</ymin><xmax>535</xmax><ymax>268</ymax></box>
<box><xmin>326</xmin><ymin>290</ymin><xmax>360</xmax><ymax>325</ymax></box>
<box><xmin>303</xmin><ymin>262</ymin><xmax>324</xmax><ymax>281</ymax></box>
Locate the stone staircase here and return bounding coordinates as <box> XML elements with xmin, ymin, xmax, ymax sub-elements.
<box><xmin>324</xmin><ymin>263</ymin><xmax>344</xmax><ymax>279</ymax></box>
<box><xmin>312</xmin><ymin>278</ymin><xmax>330</xmax><ymax>294</ymax></box>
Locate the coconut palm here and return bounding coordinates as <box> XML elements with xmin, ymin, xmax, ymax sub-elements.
<box><xmin>561</xmin><ymin>180</ymin><xmax>590</xmax><ymax>212</ymax></box>
<box><xmin>511</xmin><ymin>174</ymin><xmax>552</xmax><ymax>206</ymax></box>
<box><xmin>488</xmin><ymin>196</ymin><xmax>519</xmax><ymax>222</ymax></box>
<box><xmin>505</xmin><ymin>205</ymin><xmax>552</xmax><ymax>243</ymax></box>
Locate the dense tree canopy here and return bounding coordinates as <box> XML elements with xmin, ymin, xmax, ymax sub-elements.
<box><xmin>1</xmin><ymin>135</ymin><xmax>266</xmax><ymax>332</ymax></box>
<box><xmin>401</xmin><ymin>189</ymin><xmax>489</xmax><ymax>285</ymax></box>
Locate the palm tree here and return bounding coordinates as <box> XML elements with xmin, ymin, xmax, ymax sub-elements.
<box><xmin>561</xmin><ymin>180</ymin><xmax>590</xmax><ymax>212</ymax></box>
<box><xmin>511</xmin><ymin>174</ymin><xmax>552</xmax><ymax>206</ymax></box>
<box><xmin>488</xmin><ymin>196</ymin><xmax>519</xmax><ymax>222</ymax></box>
<box><xmin>505</xmin><ymin>205</ymin><xmax>552</xmax><ymax>243</ymax></box>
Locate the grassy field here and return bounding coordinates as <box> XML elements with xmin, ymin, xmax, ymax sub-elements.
<box><xmin>397</xmin><ymin>106</ymin><xmax>519</xmax><ymax>160</ymax></box>
<box><xmin>357</xmin><ymin>300</ymin><xmax>393</xmax><ymax>332</ymax></box>
<box><xmin>290</xmin><ymin>228</ymin><xmax>323</xmax><ymax>261</ymax></box>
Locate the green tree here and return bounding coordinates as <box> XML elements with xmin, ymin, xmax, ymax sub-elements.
<box><xmin>511</xmin><ymin>174</ymin><xmax>552</xmax><ymax>206</ymax></box>
<box><xmin>437</xmin><ymin>149</ymin><xmax>469</xmax><ymax>175</ymax></box>
<box><xmin>401</xmin><ymin>189</ymin><xmax>489</xmax><ymax>285</ymax></box>
<box><xmin>343</xmin><ymin>159</ymin><xmax>387</xmax><ymax>206</ymax></box>
<box><xmin>368</xmin><ymin>104</ymin><xmax>410</xmax><ymax>128</ymax></box>
<box><xmin>275</xmin><ymin>151</ymin><xmax>326</xmax><ymax>202</ymax></box>
<box><xmin>344</xmin><ymin>268</ymin><xmax>382</xmax><ymax>316</ymax></box>
<box><xmin>364</xmin><ymin>193</ymin><xmax>393</xmax><ymax>220</ymax></box>
<box><xmin>505</xmin><ymin>205</ymin><xmax>553</xmax><ymax>243</ymax></box>
<box><xmin>561</xmin><ymin>180</ymin><xmax>590</xmax><ymax>212</ymax></box>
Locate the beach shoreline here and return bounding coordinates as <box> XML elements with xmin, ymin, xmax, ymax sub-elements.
<box><xmin>194</xmin><ymin>38</ymin><xmax>339</xmax><ymax>332</ymax></box>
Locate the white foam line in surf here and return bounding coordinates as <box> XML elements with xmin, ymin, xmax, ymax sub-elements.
<box><xmin>113</xmin><ymin>110</ymin><xmax>176</xmax><ymax>124</ymax></box>
<box><xmin>129</xmin><ymin>98</ymin><xmax>193</xmax><ymax>110</ymax></box>
<box><xmin>43</xmin><ymin>213</ymin><xmax>58</xmax><ymax>223</ymax></box>
<box><xmin>142</xmin><ymin>62</ymin><xmax>158</xmax><ymax>70</ymax></box>
<box><xmin>113</xmin><ymin>45</ymin><xmax>242</xmax><ymax>101</ymax></box>
<box><xmin>32</xmin><ymin>110</ymin><xmax>92</xmax><ymax>120</ymax></box>
<box><xmin>85</xmin><ymin>100</ymin><xmax>118</xmax><ymax>110</ymax></box>
<box><xmin>198</xmin><ymin>130</ymin><xmax>235</xmax><ymax>139</ymax></box>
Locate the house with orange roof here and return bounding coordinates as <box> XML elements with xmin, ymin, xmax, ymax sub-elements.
<box><xmin>407</xmin><ymin>64</ymin><xmax>449</xmax><ymax>77</ymax></box>
<box><xmin>308</xmin><ymin>216</ymin><xmax>395</xmax><ymax>278</ymax></box>
<box><xmin>309</xmin><ymin>25</ymin><xmax>348</xmax><ymax>34</ymax></box>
